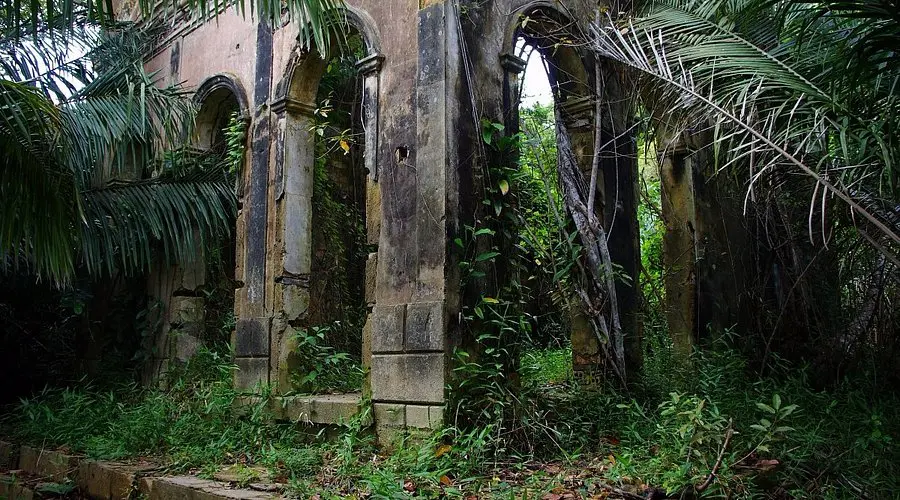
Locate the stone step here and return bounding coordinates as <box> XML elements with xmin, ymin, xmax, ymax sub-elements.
<box><xmin>0</xmin><ymin>441</ymin><xmax>283</xmax><ymax>499</ymax></box>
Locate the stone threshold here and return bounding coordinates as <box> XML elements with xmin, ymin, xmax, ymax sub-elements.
<box><xmin>0</xmin><ymin>441</ymin><xmax>282</xmax><ymax>499</ymax></box>
<box><xmin>275</xmin><ymin>392</ymin><xmax>365</xmax><ymax>425</ymax></box>
<box><xmin>236</xmin><ymin>392</ymin><xmax>368</xmax><ymax>426</ymax></box>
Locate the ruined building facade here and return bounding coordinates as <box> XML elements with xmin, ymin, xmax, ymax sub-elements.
<box><xmin>140</xmin><ymin>0</ymin><xmax>743</xmax><ymax>435</ymax></box>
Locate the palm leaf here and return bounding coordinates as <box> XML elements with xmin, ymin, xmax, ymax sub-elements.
<box><xmin>80</xmin><ymin>168</ymin><xmax>236</xmax><ymax>277</ymax></box>
<box><xmin>592</xmin><ymin>2</ymin><xmax>900</xmax><ymax>255</ymax></box>
<box><xmin>0</xmin><ymin>79</ymin><xmax>78</xmax><ymax>282</ymax></box>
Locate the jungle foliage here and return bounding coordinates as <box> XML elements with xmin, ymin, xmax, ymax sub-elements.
<box><xmin>593</xmin><ymin>0</ymin><xmax>900</xmax><ymax>374</ymax></box>
<box><xmin>2</xmin><ymin>0</ymin><xmax>900</xmax><ymax>498</ymax></box>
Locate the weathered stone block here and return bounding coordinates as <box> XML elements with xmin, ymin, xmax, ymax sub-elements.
<box><xmin>77</xmin><ymin>461</ymin><xmax>148</xmax><ymax>499</ymax></box>
<box><xmin>147</xmin><ymin>476</ymin><xmax>203</xmax><ymax>500</ymax></box>
<box><xmin>138</xmin><ymin>476</ymin><xmax>156</xmax><ymax>497</ymax></box>
<box><xmin>18</xmin><ymin>446</ymin><xmax>77</xmax><ymax>482</ymax></box>
<box><xmin>310</xmin><ymin>394</ymin><xmax>361</xmax><ymax>425</ymax></box>
<box><xmin>405</xmin><ymin>404</ymin><xmax>444</xmax><ymax>429</ymax></box>
<box><xmin>234</xmin><ymin>318</ymin><xmax>270</xmax><ymax>356</ymax></box>
<box><xmin>370</xmin><ymin>354</ymin><xmax>444</xmax><ymax>403</ymax></box>
<box><xmin>278</xmin><ymin>396</ymin><xmax>312</xmax><ymax>423</ymax></box>
<box><xmin>0</xmin><ymin>478</ymin><xmax>33</xmax><ymax>500</ymax></box>
<box><xmin>281</xmin><ymin>284</ymin><xmax>309</xmax><ymax>321</ymax></box>
<box><xmin>364</xmin><ymin>253</ymin><xmax>378</xmax><ymax>305</ymax></box>
<box><xmin>173</xmin><ymin>331</ymin><xmax>203</xmax><ymax>362</ymax></box>
<box><xmin>234</xmin><ymin>357</ymin><xmax>269</xmax><ymax>391</ymax></box>
<box><xmin>278</xmin><ymin>394</ymin><xmax>363</xmax><ymax>425</ymax></box>
<box><xmin>429</xmin><ymin>405</ymin><xmax>444</xmax><ymax>428</ymax></box>
<box><xmin>404</xmin><ymin>405</ymin><xmax>430</xmax><ymax>428</ymax></box>
<box><xmin>150</xmin><ymin>475</ymin><xmax>275</xmax><ymax>499</ymax></box>
<box><xmin>374</xmin><ymin>403</ymin><xmax>406</xmax><ymax>427</ymax></box>
<box><xmin>169</xmin><ymin>296</ymin><xmax>205</xmax><ymax>326</ymax></box>
<box><xmin>270</xmin><ymin>322</ymin><xmax>299</xmax><ymax>395</ymax></box>
<box><xmin>0</xmin><ymin>440</ymin><xmax>18</xmax><ymax>469</ymax></box>
<box><xmin>77</xmin><ymin>460</ymin><xmax>111</xmax><ymax>499</ymax></box>
<box><xmin>108</xmin><ymin>465</ymin><xmax>139</xmax><ymax>499</ymax></box>
<box><xmin>370</xmin><ymin>304</ymin><xmax>405</xmax><ymax>353</ymax></box>
<box><xmin>404</xmin><ymin>301</ymin><xmax>444</xmax><ymax>351</ymax></box>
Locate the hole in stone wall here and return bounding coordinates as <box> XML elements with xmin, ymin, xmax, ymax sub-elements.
<box><xmin>395</xmin><ymin>145</ymin><xmax>409</xmax><ymax>164</ymax></box>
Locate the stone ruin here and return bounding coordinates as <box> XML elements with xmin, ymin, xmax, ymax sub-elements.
<box><xmin>138</xmin><ymin>0</ymin><xmax>750</xmax><ymax>438</ymax></box>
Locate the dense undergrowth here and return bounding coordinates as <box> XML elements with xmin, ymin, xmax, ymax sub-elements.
<box><xmin>2</xmin><ymin>339</ymin><xmax>896</xmax><ymax>499</ymax></box>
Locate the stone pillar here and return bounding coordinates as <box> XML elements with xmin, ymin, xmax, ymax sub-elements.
<box><xmin>660</xmin><ymin>131</ymin><xmax>751</xmax><ymax>355</ymax></box>
<box><xmin>660</xmin><ymin>141</ymin><xmax>697</xmax><ymax>360</ymax></box>
<box><xmin>500</xmin><ymin>52</ymin><xmax>526</xmax><ymax>132</ymax></box>
<box><xmin>266</xmin><ymin>96</ymin><xmax>317</xmax><ymax>394</ymax></box>
<box><xmin>143</xmin><ymin>234</ymin><xmax>207</xmax><ymax>387</ymax></box>
<box><xmin>357</xmin><ymin>53</ymin><xmax>384</xmax><ymax>395</ymax></box>
<box><xmin>559</xmin><ymin>96</ymin><xmax>607</xmax><ymax>380</ymax></box>
<box><xmin>598</xmin><ymin>66</ymin><xmax>642</xmax><ymax>372</ymax></box>
<box><xmin>369</xmin><ymin>0</ymin><xmax>459</xmax><ymax>439</ymax></box>
<box><xmin>233</xmin><ymin>22</ymin><xmax>274</xmax><ymax>392</ymax></box>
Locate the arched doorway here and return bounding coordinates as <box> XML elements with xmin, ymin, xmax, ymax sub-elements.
<box><xmin>501</xmin><ymin>4</ymin><xmax>641</xmax><ymax>383</ymax></box>
<box><xmin>269</xmin><ymin>15</ymin><xmax>383</xmax><ymax>400</ymax></box>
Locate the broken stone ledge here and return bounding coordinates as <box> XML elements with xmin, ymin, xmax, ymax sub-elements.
<box><xmin>0</xmin><ymin>441</ymin><xmax>282</xmax><ymax>499</ymax></box>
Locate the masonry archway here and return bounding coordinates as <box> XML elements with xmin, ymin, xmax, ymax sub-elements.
<box><xmin>500</xmin><ymin>3</ymin><xmax>641</xmax><ymax>381</ymax></box>
<box><xmin>269</xmin><ymin>11</ymin><xmax>383</xmax><ymax>395</ymax></box>
<box><xmin>143</xmin><ymin>74</ymin><xmax>250</xmax><ymax>386</ymax></box>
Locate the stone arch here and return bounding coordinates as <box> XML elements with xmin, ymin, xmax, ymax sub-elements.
<box><xmin>193</xmin><ymin>74</ymin><xmax>250</xmax><ymax>183</ymax></box>
<box><xmin>502</xmin><ymin>2</ymin><xmax>593</xmax><ymax>133</ymax></box>
<box><xmin>269</xmin><ymin>9</ymin><xmax>384</xmax><ymax>394</ymax></box>
<box><xmin>499</xmin><ymin>2</ymin><xmax>643</xmax><ymax>379</ymax></box>
<box><xmin>143</xmin><ymin>75</ymin><xmax>250</xmax><ymax>387</ymax></box>
<box><xmin>273</xmin><ymin>5</ymin><xmax>382</xmax><ymax>107</ymax></box>
<box><xmin>194</xmin><ymin>73</ymin><xmax>250</xmax><ymax>121</ymax></box>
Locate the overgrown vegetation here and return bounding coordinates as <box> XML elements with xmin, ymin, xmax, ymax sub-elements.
<box><xmin>3</xmin><ymin>1</ymin><xmax>900</xmax><ymax>499</ymax></box>
<box><xmin>3</xmin><ymin>336</ymin><xmax>897</xmax><ymax>497</ymax></box>
<box><xmin>291</xmin><ymin>29</ymin><xmax>371</xmax><ymax>393</ymax></box>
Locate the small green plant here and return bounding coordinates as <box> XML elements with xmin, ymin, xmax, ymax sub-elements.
<box><xmin>291</xmin><ymin>324</ymin><xmax>363</xmax><ymax>394</ymax></box>
<box><xmin>222</xmin><ymin>111</ymin><xmax>247</xmax><ymax>177</ymax></box>
<box><xmin>748</xmin><ymin>393</ymin><xmax>797</xmax><ymax>454</ymax></box>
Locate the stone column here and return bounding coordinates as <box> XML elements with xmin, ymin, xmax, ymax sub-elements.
<box><xmin>499</xmin><ymin>52</ymin><xmax>526</xmax><ymax>132</ymax></box>
<box><xmin>559</xmin><ymin>96</ymin><xmax>607</xmax><ymax>381</ymax></box>
<box><xmin>660</xmin><ymin>131</ymin><xmax>751</xmax><ymax>356</ymax></box>
<box><xmin>369</xmin><ymin>0</ymin><xmax>459</xmax><ymax>438</ymax></box>
<box><xmin>598</xmin><ymin>66</ymin><xmax>642</xmax><ymax>372</ymax></box>
<box><xmin>660</xmin><ymin>140</ymin><xmax>697</xmax><ymax>360</ymax></box>
<box><xmin>266</xmin><ymin>96</ymin><xmax>317</xmax><ymax>393</ymax></box>
<box><xmin>233</xmin><ymin>22</ymin><xmax>274</xmax><ymax>392</ymax></box>
<box><xmin>356</xmin><ymin>53</ymin><xmax>384</xmax><ymax>395</ymax></box>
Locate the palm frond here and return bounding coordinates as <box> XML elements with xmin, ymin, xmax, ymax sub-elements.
<box><xmin>1</xmin><ymin>20</ymin><xmax>220</xmax><ymax>284</ymax></box>
<box><xmin>62</xmin><ymin>68</ymin><xmax>194</xmax><ymax>183</ymax></box>
<box><xmin>79</xmin><ymin>168</ymin><xmax>235</xmax><ymax>277</ymax></box>
<box><xmin>0</xmin><ymin>79</ymin><xmax>78</xmax><ymax>282</ymax></box>
<box><xmin>592</xmin><ymin>1</ymin><xmax>900</xmax><ymax>256</ymax></box>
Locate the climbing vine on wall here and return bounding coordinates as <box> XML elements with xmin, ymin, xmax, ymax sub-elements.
<box><xmin>449</xmin><ymin>114</ymin><xmax>586</xmax><ymax>448</ymax></box>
